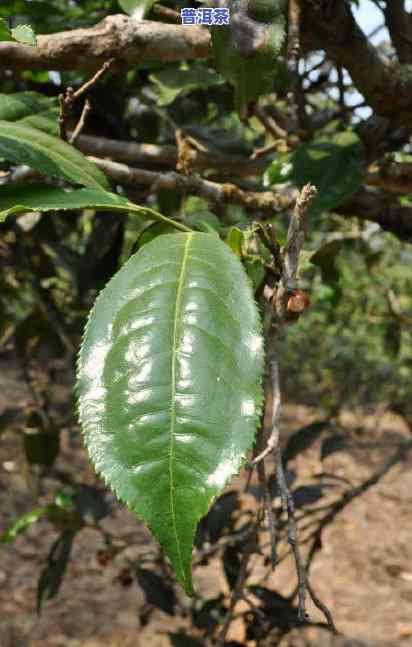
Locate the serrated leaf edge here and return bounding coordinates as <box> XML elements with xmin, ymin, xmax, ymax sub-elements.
<box><xmin>75</xmin><ymin>232</ymin><xmax>265</xmax><ymax>593</ymax></box>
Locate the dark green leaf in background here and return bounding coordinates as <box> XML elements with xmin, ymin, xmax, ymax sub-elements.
<box><xmin>149</xmin><ymin>65</ymin><xmax>225</xmax><ymax>107</ymax></box>
<box><xmin>384</xmin><ymin>319</ymin><xmax>402</xmax><ymax>357</ymax></box>
<box><xmin>0</xmin><ymin>17</ymin><xmax>13</xmax><ymax>42</ymax></box>
<box><xmin>264</xmin><ymin>131</ymin><xmax>365</xmax><ymax>214</ymax></box>
<box><xmin>0</xmin><ymin>92</ymin><xmax>59</xmax><ymax>135</ymax></box>
<box><xmin>77</xmin><ymin>232</ymin><xmax>264</xmax><ymax>594</ymax></box>
<box><xmin>212</xmin><ymin>0</ymin><xmax>286</xmax><ymax>118</ymax></box>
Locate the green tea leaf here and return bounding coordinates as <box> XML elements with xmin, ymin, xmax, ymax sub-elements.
<box><xmin>0</xmin><ymin>17</ymin><xmax>13</xmax><ymax>42</ymax></box>
<box><xmin>11</xmin><ymin>24</ymin><xmax>37</xmax><ymax>46</ymax></box>
<box><xmin>1</xmin><ymin>508</ymin><xmax>46</xmax><ymax>543</ymax></box>
<box><xmin>292</xmin><ymin>131</ymin><xmax>365</xmax><ymax>213</ymax></box>
<box><xmin>0</xmin><ymin>92</ymin><xmax>59</xmax><ymax>135</ymax></box>
<box><xmin>0</xmin><ymin>121</ymin><xmax>108</xmax><ymax>188</ymax></box>
<box><xmin>149</xmin><ymin>65</ymin><xmax>225</xmax><ymax>106</ymax></box>
<box><xmin>212</xmin><ymin>1</ymin><xmax>286</xmax><ymax>118</ymax></box>
<box><xmin>226</xmin><ymin>227</ymin><xmax>245</xmax><ymax>257</ymax></box>
<box><xmin>118</xmin><ymin>0</ymin><xmax>156</xmax><ymax>19</ymax></box>
<box><xmin>0</xmin><ymin>184</ymin><xmax>191</xmax><ymax>232</ymax></box>
<box><xmin>265</xmin><ymin>131</ymin><xmax>365</xmax><ymax>214</ymax></box>
<box><xmin>77</xmin><ymin>232</ymin><xmax>264</xmax><ymax>593</ymax></box>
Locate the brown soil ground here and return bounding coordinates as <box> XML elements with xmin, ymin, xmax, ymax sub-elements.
<box><xmin>1</xmin><ymin>357</ymin><xmax>411</xmax><ymax>647</ymax></box>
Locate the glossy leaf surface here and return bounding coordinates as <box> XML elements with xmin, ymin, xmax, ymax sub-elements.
<box><xmin>0</xmin><ymin>121</ymin><xmax>108</xmax><ymax>188</ymax></box>
<box><xmin>0</xmin><ymin>183</ymin><xmax>191</xmax><ymax>232</ymax></box>
<box><xmin>77</xmin><ymin>232</ymin><xmax>264</xmax><ymax>593</ymax></box>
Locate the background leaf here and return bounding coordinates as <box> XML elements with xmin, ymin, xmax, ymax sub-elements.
<box><xmin>1</xmin><ymin>508</ymin><xmax>46</xmax><ymax>543</ymax></box>
<box><xmin>11</xmin><ymin>24</ymin><xmax>37</xmax><ymax>46</ymax></box>
<box><xmin>212</xmin><ymin>1</ymin><xmax>285</xmax><ymax>118</ymax></box>
<box><xmin>265</xmin><ymin>131</ymin><xmax>365</xmax><ymax>214</ymax></box>
<box><xmin>0</xmin><ymin>92</ymin><xmax>59</xmax><ymax>135</ymax></box>
<box><xmin>77</xmin><ymin>232</ymin><xmax>264</xmax><ymax>593</ymax></box>
<box><xmin>149</xmin><ymin>65</ymin><xmax>225</xmax><ymax>107</ymax></box>
<box><xmin>0</xmin><ymin>17</ymin><xmax>13</xmax><ymax>42</ymax></box>
<box><xmin>0</xmin><ymin>121</ymin><xmax>108</xmax><ymax>188</ymax></box>
<box><xmin>118</xmin><ymin>0</ymin><xmax>156</xmax><ymax>20</ymax></box>
<box><xmin>0</xmin><ymin>184</ymin><xmax>188</xmax><ymax>232</ymax></box>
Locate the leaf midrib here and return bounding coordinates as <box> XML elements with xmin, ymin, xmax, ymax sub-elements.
<box><xmin>169</xmin><ymin>233</ymin><xmax>192</xmax><ymax>589</ymax></box>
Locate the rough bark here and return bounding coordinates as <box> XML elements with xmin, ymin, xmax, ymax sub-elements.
<box><xmin>0</xmin><ymin>15</ymin><xmax>211</xmax><ymax>72</ymax></box>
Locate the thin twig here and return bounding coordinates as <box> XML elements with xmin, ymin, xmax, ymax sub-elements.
<box><xmin>58</xmin><ymin>58</ymin><xmax>115</xmax><ymax>141</ymax></box>
<box><xmin>69</xmin><ymin>98</ymin><xmax>92</xmax><ymax>145</ymax></box>
<box><xmin>273</xmin><ymin>183</ymin><xmax>317</xmax><ymax>320</ymax></box>
<box><xmin>306</xmin><ymin>581</ymin><xmax>338</xmax><ymax>634</ymax></box>
<box><xmin>72</xmin><ymin>57</ymin><xmax>115</xmax><ymax>100</ymax></box>
<box><xmin>249</xmin><ymin>360</ymin><xmax>281</xmax><ymax>467</ymax></box>
<box><xmin>253</xmin><ymin>104</ymin><xmax>288</xmax><ymax>141</ymax></box>
<box><xmin>87</xmin><ymin>156</ymin><xmax>293</xmax><ymax>214</ymax></box>
<box><xmin>276</xmin><ymin>454</ymin><xmax>307</xmax><ymax>622</ymax></box>
<box><xmin>250</xmin><ymin>142</ymin><xmax>279</xmax><ymax>160</ymax></box>
<box><xmin>257</xmin><ymin>457</ymin><xmax>278</xmax><ymax>568</ymax></box>
<box><xmin>58</xmin><ymin>88</ymin><xmax>74</xmax><ymax>141</ymax></box>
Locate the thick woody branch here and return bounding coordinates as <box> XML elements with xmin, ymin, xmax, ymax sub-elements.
<box><xmin>74</xmin><ymin>132</ymin><xmax>266</xmax><ymax>177</ymax></box>
<box><xmin>385</xmin><ymin>0</ymin><xmax>412</xmax><ymax>63</ymax></box>
<box><xmin>88</xmin><ymin>156</ymin><xmax>291</xmax><ymax>214</ymax></box>
<box><xmin>302</xmin><ymin>2</ymin><xmax>412</xmax><ymax>126</ymax></box>
<box><xmin>336</xmin><ymin>188</ymin><xmax>412</xmax><ymax>243</ymax></box>
<box><xmin>2</xmin><ymin>8</ymin><xmax>412</xmax><ymax>128</ymax></box>
<box><xmin>0</xmin><ymin>15</ymin><xmax>210</xmax><ymax>73</ymax></box>
<box><xmin>367</xmin><ymin>161</ymin><xmax>412</xmax><ymax>193</ymax></box>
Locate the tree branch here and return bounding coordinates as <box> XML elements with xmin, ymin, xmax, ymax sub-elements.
<box><xmin>301</xmin><ymin>1</ymin><xmax>412</xmax><ymax>127</ymax></box>
<box><xmin>367</xmin><ymin>161</ymin><xmax>412</xmax><ymax>193</ymax></box>
<box><xmin>0</xmin><ymin>15</ymin><xmax>211</xmax><ymax>73</ymax></box>
<box><xmin>385</xmin><ymin>0</ymin><xmax>412</xmax><ymax>63</ymax></box>
<box><xmin>87</xmin><ymin>156</ymin><xmax>291</xmax><ymax>214</ymax></box>
<box><xmin>73</xmin><ymin>132</ymin><xmax>266</xmax><ymax>177</ymax></box>
<box><xmin>2</xmin><ymin>8</ymin><xmax>412</xmax><ymax>128</ymax></box>
<box><xmin>336</xmin><ymin>187</ymin><xmax>412</xmax><ymax>242</ymax></box>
